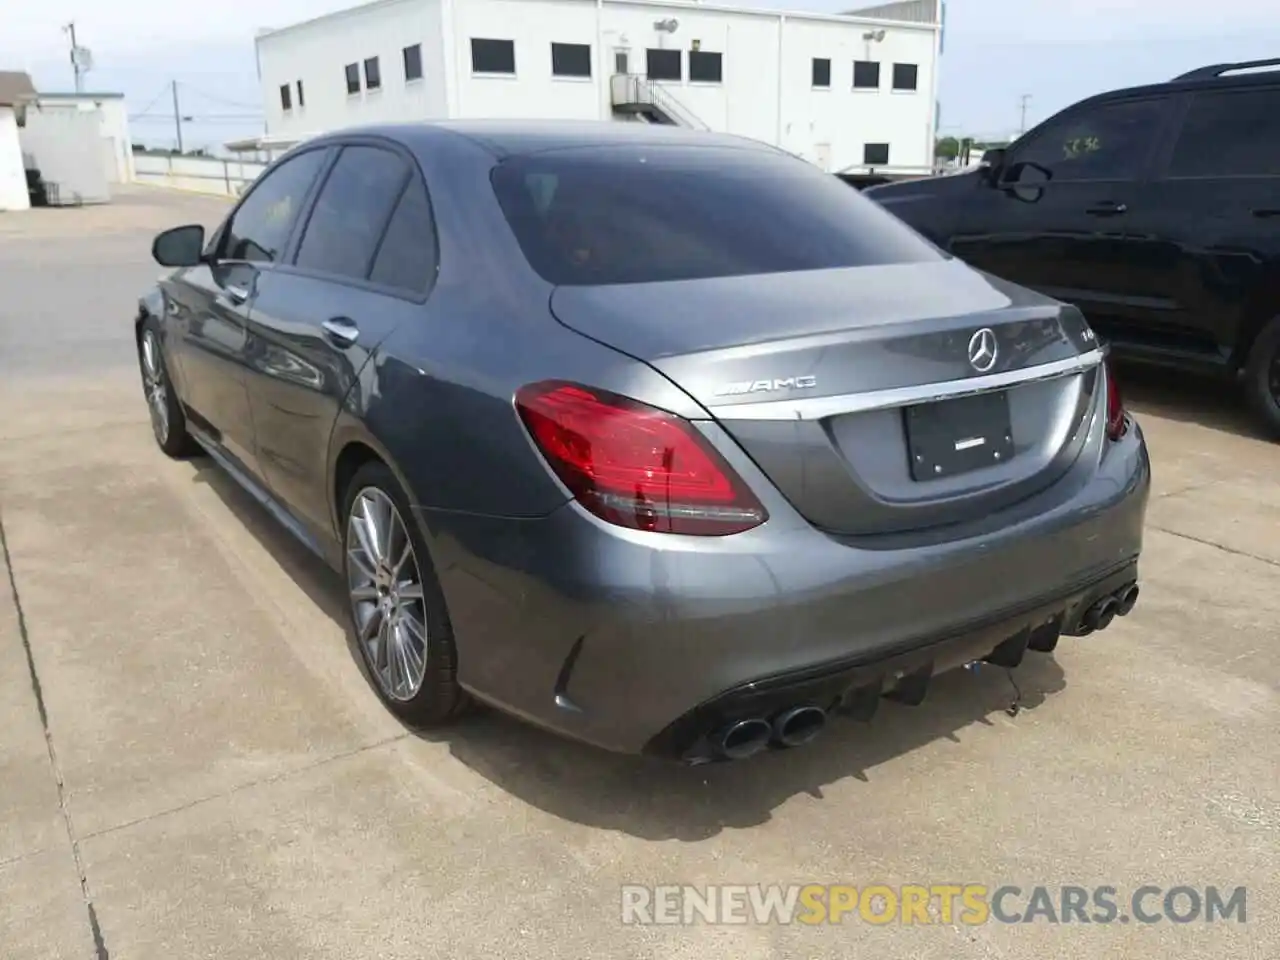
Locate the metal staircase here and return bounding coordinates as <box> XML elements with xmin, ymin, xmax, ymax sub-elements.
<box><xmin>609</xmin><ymin>74</ymin><xmax>709</xmax><ymax>129</ymax></box>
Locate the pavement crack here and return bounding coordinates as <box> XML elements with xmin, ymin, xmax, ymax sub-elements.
<box><xmin>1148</xmin><ymin>524</ymin><xmax>1280</xmax><ymax>570</ymax></box>
<box><xmin>0</xmin><ymin>505</ymin><xmax>111</xmax><ymax>960</ymax></box>
<box><xmin>78</xmin><ymin>732</ymin><xmax>410</xmax><ymax>844</ymax></box>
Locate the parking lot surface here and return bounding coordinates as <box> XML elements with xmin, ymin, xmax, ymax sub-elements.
<box><xmin>1</xmin><ymin>186</ymin><xmax>1276</xmax><ymax>959</ymax></box>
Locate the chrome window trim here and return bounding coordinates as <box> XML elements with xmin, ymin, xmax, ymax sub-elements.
<box><xmin>707</xmin><ymin>349</ymin><xmax>1106</xmax><ymax>421</ymax></box>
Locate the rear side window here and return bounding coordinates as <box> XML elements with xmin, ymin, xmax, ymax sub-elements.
<box><xmin>369</xmin><ymin>176</ymin><xmax>439</xmax><ymax>294</ymax></box>
<box><xmin>294</xmin><ymin>145</ymin><xmax>408</xmax><ymax>281</ymax></box>
<box><xmin>490</xmin><ymin>147</ymin><xmax>941</xmax><ymax>286</ymax></box>
<box><xmin>1168</xmin><ymin>88</ymin><xmax>1280</xmax><ymax>178</ymax></box>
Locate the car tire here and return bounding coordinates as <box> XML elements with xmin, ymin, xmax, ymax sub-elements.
<box><xmin>1243</xmin><ymin>315</ymin><xmax>1280</xmax><ymax>441</ymax></box>
<box><xmin>341</xmin><ymin>461</ymin><xmax>470</xmax><ymax>726</ymax></box>
<box><xmin>137</xmin><ymin>317</ymin><xmax>201</xmax><ymax>458</ymax></box>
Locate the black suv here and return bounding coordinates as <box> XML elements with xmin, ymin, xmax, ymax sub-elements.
<box><xmin>866</xmin><ymin>58</ymin><xmax>1280</xmax><ymax>437</ymax></box>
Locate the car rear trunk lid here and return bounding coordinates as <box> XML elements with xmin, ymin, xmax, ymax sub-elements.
<box><xmin>549</xmin><ymin>260</ymin><xmax>1106</xmax><ymax>536</ymax></box>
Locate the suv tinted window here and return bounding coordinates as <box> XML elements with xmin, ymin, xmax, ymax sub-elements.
<box><xmin>1014</xmin><ymin>98</ymin><xmax>1164</xmax><ymax>182</ymax></box>
<box><xmin>369</xmin><ymin>177</ymin><xmax>438</xmax><ymax>294</ymax></box>
<box><xmin>223</xmin><ymin>149</ymin><xmax>327</xmax><ymax>263</ymax></box>
<box><xmin>294</xmin><ymin>146</ymin><xmax>409</xmax><ymax>281</ymax></box>
<box><xmin>1168</xmin><ymin>88</ymin><xmax>1280</xmax><ymax>178</ymax></box>
<box><xmin>491</xmin><ymin>146</ymin><xmax>941</xmax><ymax>286</ymax></box>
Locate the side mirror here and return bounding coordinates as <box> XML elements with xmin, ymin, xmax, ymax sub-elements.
<box><xmin>152</xmin><ymin>224</ymin><xmax>206</xmax><ymax>268</ymax></box>
<box><xmin>999</xmin><ymin>160</ymin><xmax>1053</xmax><ymax>204</ymax></box>
<box><xmin>1004</xmin><ymin>160</ymin><xmax>1053</xmax><ymax>184</ymax></box>
<box><xmin>978</xmin><ymin>148</ymin><xmax>1007</xmax><ymax>182</ymax></box>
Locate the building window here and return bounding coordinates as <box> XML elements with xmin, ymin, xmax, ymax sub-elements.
<box><xmin>646</xmin><ymin>48</ymin><xmax>681</xmax><ymax>81</ymax></box>
<box><xmin>812</xmin><ymin>58</ymin><xmax>831</xmax><ymax>88</ymax></box>
<box><xmin>472</xmin><ymin>38</ymin><xmax>516</xmax><ymax>74</ymax></box>
<box><xmin>864</xmin><ymin>142</ymin><xmax>890</xmax><ymax>166</ymax></box>
<box><xmin>551</xmin><ymin>42</ymin><xmax>592</xmax><ymax>78</ymax></box>
<box><xmin>853</xmin><ymin>60</ymin><xmax>880</xmax><ymax>89</ymax></box>
<box><xmin>364</xmin><ymin>57</ymin><xmax>382</xmax><ymax>90</ymax></box>
<box><xmin>688</xmin><ymin>50</ymin><xmax>722</xmax><ymax>83</ymax></box>
<box><xmin>893</xmin><ymin>63</ymin><xmax>918</xmax><ymax>91</ymax></box>
<box><xmin>345</xmin><ymin>63</ymin><xmax>360</xmax><ymax>95</ymax></box>
<box><xmin>403</xmin><ymin>44</ymin><xmax>423</xmax><ymax>81</ymax></box>
<box><xmin>279</xmin><ymin>84</ymin><xmax>292</xmax><ymax>111</ymax></box>
<box><xmin>297</xmin><ymin>80</ymin><xmax>305</xmax><ymax>107</ymax></box>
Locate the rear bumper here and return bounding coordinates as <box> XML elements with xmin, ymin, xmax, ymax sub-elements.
<box><xmin>420</xmin><ymin>420</ymin><xmax>1150</xmax><ymax>757</ymax></box>
<box><xmin>644</xmin><ymin>559</ymin><xmax>1137</xmax><ymax>761</ymax></box>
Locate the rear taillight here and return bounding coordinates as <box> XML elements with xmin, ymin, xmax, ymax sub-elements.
<box><xmin>1105</xmin><ymin>360</ymin><xmax>1127</xmax><ymax>440</ymax></box>
<box><xmin>515</xmin><ymin>381</ymin><xmax>767</xmax><ymax>536</ymax></box>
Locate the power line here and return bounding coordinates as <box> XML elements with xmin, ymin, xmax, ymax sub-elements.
<box><xmin>131</xmin><ymin>114</ymin><xmax>262</xmax><ymax>122</ymax></box>
<box><xmin>176</xmin><ymin>82</ymin><xmax>261</xmax><ymax>111</ymax></box>
<box><xmin>128</xmin><ymin>84</ymin><xmax>176</xmax><ymax>121</ymax></box>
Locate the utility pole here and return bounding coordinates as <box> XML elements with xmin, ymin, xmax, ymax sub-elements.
<box><xmin>64</xmin><ymin>22</ymin><xmax>84</xmax><ymax>93</ymax></box>
<box><xmin>171</xmin><ymin>81</ymin><xmax>185</xmax><ymax>154</ymax></box>
<box><xmin>1018</xmin><ymin>94</ymin><xmax>1032</xmax><ymax>136</ymax></box>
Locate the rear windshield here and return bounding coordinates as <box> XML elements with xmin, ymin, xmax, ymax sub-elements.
<box><xmin>490</xmin><ymin>145</ymin><xmax>943</xmax><ymax>286</ymax></box>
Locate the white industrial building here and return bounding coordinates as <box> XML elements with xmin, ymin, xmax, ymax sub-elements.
<box><xmin>0</xmin><ymin>72</ymin><xmax>131</xmax><ymax>210</ymax></box>
<box><xmin>248</xmin><ymin>0</ymin><xmax>942</xmax><ymax>175</ymax></box>
<box><xmin>26</xmin><ymin>92</ymin><xmax>135</xmax><ymax>184</ymax></box>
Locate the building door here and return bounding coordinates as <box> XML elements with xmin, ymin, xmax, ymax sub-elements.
<box><xmin>813</xmin><ymin>143</ymin><xmax>832</xmax><ymax>172</ymax></box>
<box><xmin>614</xmin><ymin>49</ymin><xmax>629</xmax><ymax>75</ymax></box>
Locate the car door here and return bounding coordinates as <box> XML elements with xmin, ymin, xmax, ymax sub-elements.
<box><xmin>1122</xmin><ymin>84</ymin><xmax>1280</xmax><ymax>366</ymax></box>
<box><xmin>950</xmin><ymin>95</ymin><xmax>1172</xmax><ymax>340</ymax></box>
<box><xmin>165</xmin><ymin>146</ymin><xmax>330</xmax><ymax>476</ymax></box>
<box><xmin>244</xmin><ymin>141</ymin><xmax>440</xmax><ymax>541</ymax></box>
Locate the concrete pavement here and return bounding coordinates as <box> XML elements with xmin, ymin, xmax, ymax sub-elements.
<box><xmin>0</xmin><ymin>186</ymin><xmax>1275</xmax><ymax>959</ymax></box>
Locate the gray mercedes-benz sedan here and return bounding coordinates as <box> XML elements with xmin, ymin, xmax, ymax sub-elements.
<box><xmin>137</xmin><ymin>121</ymin><xmax>1150</xmax><ymax>763</ymax></box>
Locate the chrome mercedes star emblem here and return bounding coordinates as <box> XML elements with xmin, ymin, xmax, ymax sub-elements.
<box><xmin>967</xmin><ymin>327</ymin><xmax>998</xmax><ymax>373</ymax></box>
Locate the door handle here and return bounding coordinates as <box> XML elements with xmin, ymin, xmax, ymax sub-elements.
<box><xmin>1085</xmin><ymin>202</ymin><xmax>1128</xmax><ymax>216</ymax></box>
<box><xmin>220</xmin><ymin>284</ymin><xmax>250</xmax><ymax>305</ymax></box>
<box><xmin>322</xmin><ymin>317</ymin><xmax>360</xmax><ymax>347</ymax></box>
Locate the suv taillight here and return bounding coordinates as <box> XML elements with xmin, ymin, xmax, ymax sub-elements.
<box><xmin>515</xmin><ymin>382</ymin><xmax>767</xmax><ymax>536</ymax></box>
<box><xmin>1105</xmin><ymin>360</ymin><xmax>1127</xmax><ymax>440</ymax></box>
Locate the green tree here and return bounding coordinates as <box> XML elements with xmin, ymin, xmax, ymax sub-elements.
<box><xmin>935</xmin><ymin>136</ymin><xmax>960</xmax><ymax>160</ymax></box>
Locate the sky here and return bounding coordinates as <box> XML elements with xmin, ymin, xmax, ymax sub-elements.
<box><xmin>3</xmin><ymin>0</ymin><xmax>1280</xmax><ymax>151</ymax></box>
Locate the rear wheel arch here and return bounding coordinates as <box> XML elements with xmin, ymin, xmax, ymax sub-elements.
<box><xmin>1233</xmin><ymin>263</ymin><xmax>1280</xmax><ymax>369</ymax></box>
<box><xmin>327</xmin><ymin>428</ymin><xmax>436</xmax><ymax>555</ymax></box>
<box><xmin>1241</xmin><ymin>312</ymin><xmax>1280</xmax><ymax>439</ymax></box>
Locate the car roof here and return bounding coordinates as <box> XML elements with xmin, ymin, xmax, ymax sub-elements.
<box><xmin>1081</xmin><ymin>60</ymin><xmax>1280</xmax><ymax>109</ymax></box>
<box><xmin>307</xmin><ymin>119</ymin><xmax>779</xmax><ymax>160</ymax></box>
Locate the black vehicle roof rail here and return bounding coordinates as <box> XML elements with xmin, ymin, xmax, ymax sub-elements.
<box><xmin>1174</xmin><ymin>57</ymin><xmax>1280</xmax><ymax>81</ymax></box>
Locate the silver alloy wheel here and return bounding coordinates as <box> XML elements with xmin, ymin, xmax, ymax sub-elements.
<box><xmin>140</xmin><ymin>330</ymin><xmax>170</xmax><ymax>444</ymax></box>
<box><xmin>345</xmin><ymin>487</ymin><xmax>429</xmax><ymax>701</ymax></box>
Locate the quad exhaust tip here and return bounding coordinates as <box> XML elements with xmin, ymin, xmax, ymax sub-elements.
<box><xmin>716</xmin><ymin>718</ymin><xmax>773</xmax><ymax>760</ymax></box>
<box><xmin>1116</xmin><ymin>584</ymin><xmax>1140</xmax><ymax>616</ymax></box>
<box><xmin>713</xmin><ymin>706</ymin><xmax>829</xmax><ymax>760</ymax></box>
<box><xmin>1084</xmin><ymin>597</ymin><xmax>1118</xmax><ymax>633</ymax></box>
<box><xmin>773</xmin><ymin>705</ymin><xmax>828</xmax><ymax>748</ymax></box>
<box><xmin>1079</xmin><ymin>582</ymin><xmax>1140</xmax><ymax>634</ymax></box>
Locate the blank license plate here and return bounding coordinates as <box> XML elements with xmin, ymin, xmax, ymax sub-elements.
<box><xmin>904</xmin><ymin>391</ymin><xmax>1015</xmax><ymax>481</ymax></box>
